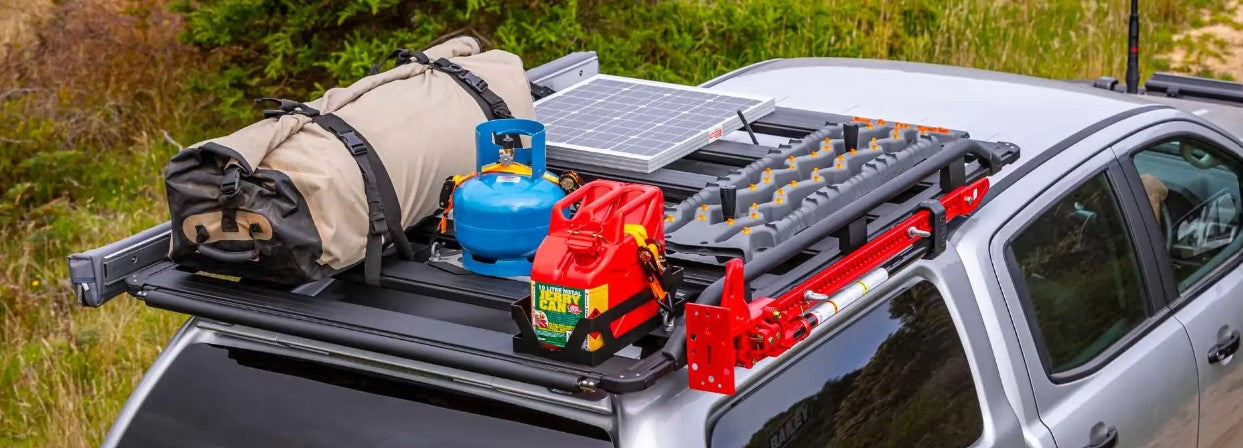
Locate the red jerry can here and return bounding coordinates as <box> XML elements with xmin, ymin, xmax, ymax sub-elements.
<box><xmin>529</xmin><ymin>180</ymin><xmax>666</xmax><ymax>351</ymax></box>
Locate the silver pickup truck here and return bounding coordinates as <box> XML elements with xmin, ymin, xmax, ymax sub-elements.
<box><xmin>70</xmin><ymin>52</ymin><xmax>1243</xmax><ymax>448</ymax></box>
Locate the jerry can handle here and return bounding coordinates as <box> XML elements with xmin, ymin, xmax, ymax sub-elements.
<box><xmin>474</xmin><ymin>119</ymin><xmax>547</xmax><ymax>178</ymax></box>
<box><xmin>550</xmin><ymin>180</ymin><xmax>626</xmax><ymax>227</ymax></box>
<box><xmin>603</xmin><ymin>185</ymin><xmax>665</xmax><ymax>241</ymax></box>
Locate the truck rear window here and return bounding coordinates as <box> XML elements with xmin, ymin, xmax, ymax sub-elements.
<box><xmin>115</xmin><ymin>343</ymin><xmax>612</xmax><ymax>447</ymax></box>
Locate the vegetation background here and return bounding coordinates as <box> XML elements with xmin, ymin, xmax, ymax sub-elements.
<box><xmin>1</xmin><ymin>0</ymin><xmax>1240</xmax><ymax>446</ymax></box>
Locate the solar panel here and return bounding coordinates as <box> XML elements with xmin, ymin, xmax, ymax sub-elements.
<box><xmin>535</xmin><ymin>75</ymin><xmax>776</xmax><ymax>173</ymax></box>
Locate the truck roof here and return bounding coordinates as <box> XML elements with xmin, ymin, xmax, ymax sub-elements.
<box><xmin>706</xmin><ymin>57</ymin><xmax>1242</xmax><ymax>192</ymax></box>
<box><xmin>706</xmin><ymin>58</ymin><xmax>1153</xmax><ymax>151</ymax></box>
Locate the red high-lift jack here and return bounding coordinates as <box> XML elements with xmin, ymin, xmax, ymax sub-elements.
<box><xmin>685</xmin><ymin>178</ymin><xmax>990</xmax><ymax>394</ymax></box>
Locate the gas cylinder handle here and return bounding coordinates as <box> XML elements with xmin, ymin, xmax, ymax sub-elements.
<box><xmin>474</xmin><ymin>119</ymin><xmax>547</xmax><ymax>179</ymax></box>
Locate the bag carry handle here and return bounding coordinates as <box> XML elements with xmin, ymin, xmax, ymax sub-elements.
<box><xmin>474</xmin><ymin>119</ymin><xmax>547</xmax><ymax>179</ymax></box>
<box><xmin>196</xmin><ymin>243</ymin><xmax>258</xmax><ymax>263</ymax></box>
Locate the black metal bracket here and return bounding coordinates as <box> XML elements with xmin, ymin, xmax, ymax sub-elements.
<box><xmin>917</xmin><ymin>199</ymin><xmax>947</xmax><ymax>257</ymax></box>
<box><xmin>834</xmin><ymin>217</ymin><xmax>868</xmax><ymax>253</ymax></box>
<box><xmin>939</xmin><ymin>156</ymin><xmax>966</xmax><ymax>190</ymax></box>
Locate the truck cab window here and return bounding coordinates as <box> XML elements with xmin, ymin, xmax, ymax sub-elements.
<box><xmin>1008</xmin><ymin>173</ymin><xmax>1150</xmax><ymax>373</ymax></box>
<box><xmin>1132</xmin><ymin>139</ymin><xmax>1243</xmax><ymax>291</ymax></box>
<box><xmin>710</xmin><ymin>282</ymin><xmax>981</xmax><ymax>448</ymax></box>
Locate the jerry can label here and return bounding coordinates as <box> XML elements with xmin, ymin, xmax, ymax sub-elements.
<box><xmin>532</xmin><ymin>282</ymin><xmax>608</xmax><ymax>350</ymax></box>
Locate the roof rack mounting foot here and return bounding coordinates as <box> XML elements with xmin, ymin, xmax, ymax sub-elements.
<box><xmin>918</xmin><ymin>199</ymin><xmax>948</xmax><ymax>257</ymax></box>
<box><xmin>834</xmin><ymin>218</ymin><xmax>867</xmax><ymax>253</ymax></box>
<box><xmin>940</xmin><ymin>156</ymin><xmax>966</xmax><ymax>190</ymax></box>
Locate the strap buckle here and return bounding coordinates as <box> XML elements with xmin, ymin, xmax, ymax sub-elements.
<box><xmin>557</xmin><ymin>171</ymin><xmax>583</xmax><ymax>194</ymax></box>
<box><xmin>254</xmin><ymin>97</ymin><xmax>320</xmax><ymax>119</ymax></box>
<box><xmin>339</xmin><ymin>130</ymin><xmax>369</xmax><ymax>156</ymax></box>
<box><xmin>368</xmin><ymin>48</ymin><xmax>431</xmax><ymax>76</ymax></box>
<box><xmin>638</xmin><ymin>243</ymin><xmax>673</xmax><ymax>329</ymax></box>
<box><xmin>432</xmin><ymin>58</ymin><xmax>462</xmax><ymax>73</ymax></box>
<box><xmin>432</xmin><ymin>58</ymin><xmax>488</xmax><ymax>93</ymax></box>
<box><xmin>460</xmin><ymin>72</ymin><xmax>489</xmax><ymax>93</ymax></box>
<box><xmin>219</xmin><ymin>165</ymin><xmax>242</xmax><ymax>198</ymax></box>
<box><xmin>368</xmin><ymin>200</ymin><xmax>389</xmax><ymax>235</ymax></box>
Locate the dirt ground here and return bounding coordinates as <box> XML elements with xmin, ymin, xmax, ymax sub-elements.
<box><xmin>1165</xmin><ymin>0</ymin><xmax>1243</xmax><ymax>80</ymax></box>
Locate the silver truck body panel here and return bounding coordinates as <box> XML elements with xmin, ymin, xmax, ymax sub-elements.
<box><xmin>1111</xmin><ymin>119</ymin><xmax>1243</xmax><ymax>448</ymax></box>
<box><xmin>990</xmin><ymin>137</ymin><xmax>1198</xmax><ymax>448</ymax></box>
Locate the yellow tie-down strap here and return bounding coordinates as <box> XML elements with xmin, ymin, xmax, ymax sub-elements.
<box><xmin>624</xmin><ymin>224</ymin><xmax>668</xmax><ymax>302</ymax></box>
<box><xmin>453</xmin><ymin>163</ymin><xmax>560</xmax><ymax>185</ymax></box>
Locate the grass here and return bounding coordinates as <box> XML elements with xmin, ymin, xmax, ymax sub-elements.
<box><xmin>0</xmin><ymin>0</ymin><xmax>1234</xmax><ymax>446</ymax></box>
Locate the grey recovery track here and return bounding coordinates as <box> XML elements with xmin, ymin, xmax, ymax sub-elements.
<box><xmin>664</xmin><ymin>120</ymin><xmax>967</xmax><ymax>261</ymax></box>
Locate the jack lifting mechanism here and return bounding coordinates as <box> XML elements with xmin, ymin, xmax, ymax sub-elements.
<box><xmin>685</xmin><ymin>178</ymin><xmax>988</xmax><ymax>395</ymax></box>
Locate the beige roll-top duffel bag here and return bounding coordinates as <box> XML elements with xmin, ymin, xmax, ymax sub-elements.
<box><xmin>164</xmin><ymin>36</ymin><xmax>535</xmax><ymax>285</ymax></box>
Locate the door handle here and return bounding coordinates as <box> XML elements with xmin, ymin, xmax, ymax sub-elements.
<box><xmin>1083</xmin><ymin>426</ymin><xmax>1118</xmax><ymax>448</ymax></box>
<box><xmin>1208</xmin><ymin>330</ymin><xmax>1241</xmax><ymax>364</ymax></box>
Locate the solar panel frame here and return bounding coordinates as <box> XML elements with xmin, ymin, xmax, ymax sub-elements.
<box><xmin>535</xmin><ymin>74</ymin><xmax>777</xmax><ymax>173</ymax></box>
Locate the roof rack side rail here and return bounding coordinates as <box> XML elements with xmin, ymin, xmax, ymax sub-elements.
<box><xmin>139</xmin><ymin>288</ymin><xmax>601</xmax><ymax>392</ymax></box>
<box><xmin>67</xmin><ymin>222</ymin><xmax>172</xmax><ymax>307</ymax></box>
<box><xmin>661</xmin><ymin>137</ymin><xmax>1019</xmax><ymax>363</ymax></box>
<box><xmin>140</xmin><ymin>284</ymin><xmax>676</xmax><ymax>394</ymax></box>
<box><xmin>526</xmin><ymin>51</ymin><xmax>599</xmax><ymax>92</ymax></box>
<box><xmin>1145</xmin><ymin>72</ymin><xmax>1243</xmax><ymax>104</ymax></box>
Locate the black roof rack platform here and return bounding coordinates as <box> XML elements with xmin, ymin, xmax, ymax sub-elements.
<box><xmin>75</xmin><ymin>99</ymin><xmax>1018</xmax><ymax>395</ymax></box>
<box><xmin>131</xmin><ymin>261</ymin><xmax>677</xmax><ymax>393</ymax></box>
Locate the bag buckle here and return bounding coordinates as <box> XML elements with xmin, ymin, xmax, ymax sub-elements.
<box><xmin>432</xmin><ymin>59</ymin><xmax>487</xmax><ymax>91</ymax></box>
<box><xmin>461</xmin><ymin>72</ymin><xmax>489</xmax><ymax>93</ymax></box>
<box><xmin>432</xmin><ymin>58</ymin><xmax>462</xmax><ymax>73</ymax></box>
<box><xmin>339</xmin><ymin>130</ymin><xmax>369</xmax><ymax>155</ymax></box>
<box><xmin>368</xmin><ymin>200</ymin><xmax>389</xmax><ymax>235</ymax></box>
<box><xmin>254</xmin><ymin>97</ymin><xmax>320</xmax><ymax>119</ymax></box>
<box><xmin>219</xmin><ymin>165</ymin><xmax>242</xmax><ymax>198</ymax></box>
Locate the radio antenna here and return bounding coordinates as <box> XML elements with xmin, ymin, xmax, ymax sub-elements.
<box><xmin>1125</xmin><ymin>0</ymin><xmax>1140</xmax><ymax>93</ymax></box>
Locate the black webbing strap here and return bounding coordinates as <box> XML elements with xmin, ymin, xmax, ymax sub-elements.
<box><xmin>218</xmin><ymin>163</ymin><xmax>243</xmax><ymax>232</ymax></box>
<box><xmin>427</xmin><ymin>58</ymin><xmax>514</xmax><ymax>120</ymax></box>
<box><xmin>367</xmin><ymin>48</ymin><xmax>430</xmax><ymax>76</ymax></box>
<box><xmin>367</xmin><ymin>48</ymin><xmax>514</xmax><ymax>120</ymax></box>
<box><xmin>312</xmin><ymin>113</ymin><xmax>415</xmax><ymax>285</ymax></box>
<box><xmin>530</xmin><ymin>81</ymin><xmax>556</xmax><ymax>100</ymax></box>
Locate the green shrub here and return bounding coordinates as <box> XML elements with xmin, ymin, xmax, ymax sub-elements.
<box><xmin>174</xmin><ymin>0</ymin><xmax>1225</xmax><ymax>110</ymax></box>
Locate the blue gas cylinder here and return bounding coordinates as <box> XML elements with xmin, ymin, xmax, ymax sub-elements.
<box><xmin>452</xmin><ymin>119</ymin><xmax>565</xmax><ymax>277</ymax></box>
